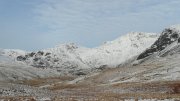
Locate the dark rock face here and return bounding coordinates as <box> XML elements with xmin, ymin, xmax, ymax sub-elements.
<box><xmin>29</xmin><ymin>52</ymin><xmax>35</xmax><ymax>57</ymax></box>
<box><xmin>97</xmin><ymin>65</ymin><xmax>108</xmax><ymax>70</ymax></box>
<box><xmin>16</xmin><ymin>51</ymin><xmax>51</xmax><ymax>68</ymax></box>
<box><xmin>37</xmin><ymin>51</ymin><xmax>44</xmax><ymax>56</ymax></box>
<box><xmin>178</xmin><ymin>38</ymin><xmax>180</xmax><ymax>43</ymax></box>
<box><xmin>33</xmin><ymin>58</ymin><xmax>39</xmax><ymax>61</ymax></box>
<box><xmin>17</xmin><ymin>56</ymin><xmax>26</xmax><ymax>61</ymax></box>
<box><xmin>137</xmin><ymin>28</ymin><xmax>180</xmax><ymax>60</ymax></box>
<box><xmin>45</xmin><ymin>52</ymin><xmax>51</xmax><ymax>56</ymax></box>
<box><xmin>75</xmin><ymin>72</ymin><xmax>86</xmax><ymax>76</ymax></box>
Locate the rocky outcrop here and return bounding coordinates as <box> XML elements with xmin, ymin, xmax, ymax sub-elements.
<box><xmin>137</xmin><ymin>28</ymin><xmax>180</xmax><ymax>60</ymax></box>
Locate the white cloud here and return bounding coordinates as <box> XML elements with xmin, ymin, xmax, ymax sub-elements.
<box><xmin>34</xmin><ymin>0</ymin><xmax>180</xmax><ymax>47</ymax></box>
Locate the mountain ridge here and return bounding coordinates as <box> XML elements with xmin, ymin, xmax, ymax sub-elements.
<box><xmin>0</xmin><ymin>32</ymin><xmax>158</xmax><ymax>75</ymax></box>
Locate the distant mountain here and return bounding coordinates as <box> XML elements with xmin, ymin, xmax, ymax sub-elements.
<box><xmin>0</xmin><ymin>32</ymin><xmax>158</xmax><ymax>75</ymax></box>
<box><xmin>80</xmin><ymin>32</ymin><xmax>158</xmax><ymax>68</ymax></box>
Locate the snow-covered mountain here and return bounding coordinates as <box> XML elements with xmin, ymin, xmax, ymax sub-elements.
<box><xmin>1</xmin><ymin>26</ymin><xmax>180</xmax><ymax>100</ymax></box>
<box><xmin>0</xmin><ymin>32</ymin><xmax>158</xmax><ymax>75</ymax></box>
<box><xmin>85</xmin><ymin>25</ymin><xmax>180</xmax><ymax>84</ymax></box>
<box><xmin>137</xmin><ymin>25</ymin><xmax>180</xmax><ymax>60</ymax></box>
<box><xmin>80</xmin><ymin>32</ymin><xmax>158</xmax><ymax>68</ymax></box>
<box><xmin>126</xmin><ymin>25</ymin><xmax>180</xmax><ymax>82</ymax></box>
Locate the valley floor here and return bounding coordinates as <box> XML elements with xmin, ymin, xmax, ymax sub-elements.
<box><xmin>0</xmin><ymin>76</ymin><xmax>180</xmax><ymax>101</ymax></box>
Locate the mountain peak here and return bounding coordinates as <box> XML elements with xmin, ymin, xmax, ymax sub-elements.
<box><xmin>137</xmin><ymin>26</ymin><xmax>180</xmax><ymax>60</ymax></box>
<box><xmin>103</xmin><ymin>32</ymin><xmax>157</xmax><ymax>45</ymax></box>
<box><xmin>127</xmin><ymin>32</ymin><xmax>158</xmax><ymax>41</ymax></box>
<box><xmin>55</xmin><ymin>43</ymin><xmax>78</xmax><ymax>49</ymax></box>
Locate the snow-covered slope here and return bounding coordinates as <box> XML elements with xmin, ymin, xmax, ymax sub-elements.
<box><xmin>137</xmin><ymin>25</ymin><xmax>180</xmax><ymax>60</ymax></box>
<box><xmin>120</xmin><ymin>25</ymin><xmax>180</xmax><ymax>82</ymax></box>
<box><xmin>0</xmin><ymin>58</ymin><xmax>60</xmax><ymax>81</ymax></box>
<box><xmin>0</xmin><ymin>32</ymin><xmax>158</xmax><ymax>75</ymax></box>
<box><xmin>0</xmin><ymin>49</ymin><xmax>26</xmax><ymax>57</ymax></box>
<box><xmin>80</xmin><ymin>32</ymin><xmax>158</xmax><ymax>68</ymax></box>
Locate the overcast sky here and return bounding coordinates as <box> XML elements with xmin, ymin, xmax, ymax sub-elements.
<box><xmin>1</xmin><ymin>0</ymin><xmax>180</xmax><ymax>50</ymax></box>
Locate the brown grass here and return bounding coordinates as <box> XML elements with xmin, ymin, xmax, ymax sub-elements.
<box><xmin>52</xmin><ymin>92</ymin><xmax>180</xmax><ymax>101</ymax></box>
<box><xmin>4</xmin><ymin>72</ymin><xmax>180</xmax><ymax>101</ymax></box>
<box><xmin>49</xmin><ymin>81</ymin><xmax>180</xmax><ymax>100</ymax></box>
<box><xmin>16</xmin><ymin>76</ymin><xmax>75</xmax><ymax>87</ymax></box>
<box><xmin>98</xmin><ymin>92</ymin><xmax>180</xmax><ymax>100</ymax></box>
<box><xmin>0</xmin><ymin>96</ymin><xmax>36</xmax><ymax>101</ymax></box>
<box><xmin>49</xmin><ymin>83</ymin><xmax>88</xmax><ymax>91</ymax></box>
<box><xmin>112</xmin><ymin>80</ymin><xmax>180</xmax><ymax>94</ymax></box>
<box><xmin>168</xmin><ymin>82</ymin><xmax>180</xmax><ymax>94</ymax></box>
